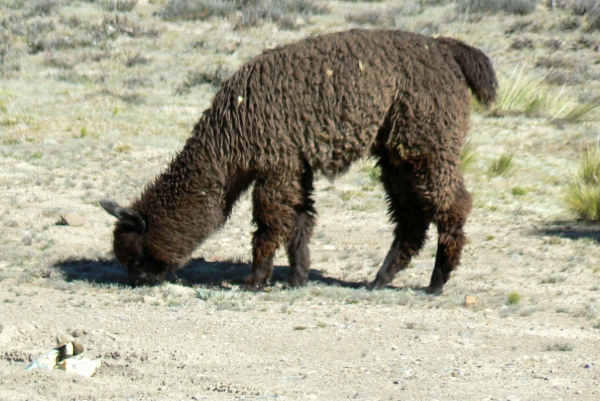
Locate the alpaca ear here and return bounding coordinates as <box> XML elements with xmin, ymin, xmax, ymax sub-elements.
<box><xmin>100</xmin><ymin>198</ymin><xmax>146</xmax><ymax>233</ymax></box>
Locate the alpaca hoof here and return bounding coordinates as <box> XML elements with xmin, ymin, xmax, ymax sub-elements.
<box><xmin>288</xmin><ymin>277</ymin><xmax>308</xmax><ymax>288</ymax></box>
<box><xmin>243</xmin><ymin>283</ymin><xmax>263</xmax><ymax>292</ymax></box>
<box><xmin>367</xmin><ymin>280</ymin><xmax>383</xmax><ymax>291</ymax></box>
<box><xmin>425</xmin><ymin>285</ymin><xmax>444</xmax><ymax>295</ymax></box>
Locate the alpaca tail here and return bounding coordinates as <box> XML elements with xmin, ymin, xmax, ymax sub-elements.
<box><xmin>436</xmin><ymin>37</ymin><xmax>498</xmax><ymax>106</ymax></box>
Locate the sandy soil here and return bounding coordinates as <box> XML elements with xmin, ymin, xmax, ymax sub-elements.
<box><xmin>1</xmin><ymin>1</ymin><xmax>600</xmax><ymax>400</ymax></box>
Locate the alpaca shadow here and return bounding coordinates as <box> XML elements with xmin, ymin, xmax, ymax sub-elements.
<box><xmin>533</xmin><ymin>220</ymin><xmax>600</xmax><ymax>243</ymax></box>
<box><xmin>53</xmin><ymin>257</ymin><xmax>364</xmax><ymax>289</ymax></box>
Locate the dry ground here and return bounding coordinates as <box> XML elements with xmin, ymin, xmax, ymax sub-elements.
<box><xmin>1</xmin><ymin>1</ymin><xmax>600</xmax><ymax>400</ymax></box>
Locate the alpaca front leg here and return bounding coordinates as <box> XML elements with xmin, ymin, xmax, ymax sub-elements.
<box><xmin>245</xmin><ymin>229</ymin><xmax>276</xmax><ymax>290</ymax></box>
<box><xmin>244</xmin><ymin>175</ymin><xmax>300</xmax><ymax>290</ymax></box>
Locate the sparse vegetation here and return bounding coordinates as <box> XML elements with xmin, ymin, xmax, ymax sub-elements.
<box><xmin>542</xmin><ymin>275</ymin><xmax>566</xmax><ymax>284</ymax></box>
<box><xmin>159</xmin><ymin>0</ymin><xmax>329</xmax><ymax>29</ymax></box>
<box><xmin>457</xmin><ymin>0</ymin><xmax>539</xmax><ymax>15</ymax></box>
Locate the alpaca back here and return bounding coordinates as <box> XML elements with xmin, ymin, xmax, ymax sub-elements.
<box><xmin>198</xmin><ymin>29</ymin><xmax>492</xmax><ymax>177</ymax></box>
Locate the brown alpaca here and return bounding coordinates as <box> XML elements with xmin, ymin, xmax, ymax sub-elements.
<box><xmin>101</xmin><ymin>29</ymin><xmax>497</xmax><ymax>294</ymax></box>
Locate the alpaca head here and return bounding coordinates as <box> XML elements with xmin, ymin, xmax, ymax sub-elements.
<box><xmin>100</xmin><ymin>199</ymin><xmax>170</xmax><ymax>287</ymax></box>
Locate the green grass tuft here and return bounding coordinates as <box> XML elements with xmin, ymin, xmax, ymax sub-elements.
<box><xmin>511</xmin><ymin>186</ymin><xmax>527</xmax><ymax>196</ymax></box>
<box><xmin>506</xmin><ymin>291</ymin><xmax>521</xmax><ymax>305</ymax></box>
<box><xmin>488</xmin><ymin>153</ymin><xmax>514</xmax><ymax>176</ymax></box>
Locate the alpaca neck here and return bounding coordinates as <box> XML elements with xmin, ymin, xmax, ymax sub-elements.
<box><xmin>137</xmin><ymin>124</ymin><xmax>254</xmax><ymax>264</ymax></box>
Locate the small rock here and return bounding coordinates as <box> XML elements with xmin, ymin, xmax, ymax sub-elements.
<box><xmin>59</xmin><ymin>213</ymin><xmax>86</xmax><ymax>227</ymax></box>
<box><xmin>464</xmin><ymin>295</ymin><xmax>479</xmax><ymax>309</ymax></box>
<box><xmin>0</xmin><ymin>325</ymin><xmax>17</xmax><ymax>345</ymax></box>
<box><xmin>71</xmin><ymin>327</ymin><xmax>87</xmax><ymax>338</ymax></box>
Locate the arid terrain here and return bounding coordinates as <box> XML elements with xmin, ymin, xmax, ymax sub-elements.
<box><xmin>1</xmin><ymin>0</ymin><xmax>600</xmax><ymax>400</ymax></box>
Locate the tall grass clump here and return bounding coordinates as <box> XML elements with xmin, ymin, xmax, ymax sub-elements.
<box><xmin>457</xmin><ymin>0</ymin><xmax>538</xmax><ymax>15</ymax></box>
<box><xmin>460</xmin><ymin>140</ymin><xmax>478</xmax><ymax>171</ymax></box>
<box><xmin>490</xmin><ymin>65</ymin><xmax>600</xmax><ymax>123</ymax></box>
<box><xmin>488</xmin><ymin>153</ymin><xmax>514</xmax><ymax>176</ymax></box>
<box><xmin>565</xmin><ymin>145</ymin><xmax>600</xmax><ymax>221</ymax></box>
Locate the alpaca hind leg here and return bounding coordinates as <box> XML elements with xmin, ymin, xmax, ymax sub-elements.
<box><xmin>287</xmin><ymin>165</ymin><xmax>316</xmax><ymax>287</ymax></box>
<box><xmin>245</xmin><ymin>173</ymin><xmax>302</xmax><ymax>290</ymax></box>
<box><xmin>426</xmin><ymin>184</ymin><xmax>472</xmax><ymax>295</ymax></box>
<box><xmin>369</xmin><ymin>157</ymin><xmax>432</xmax><ymax>289</ymax></box>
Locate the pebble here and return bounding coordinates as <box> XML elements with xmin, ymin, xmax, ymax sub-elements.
<box><xmin>464</xmin><ymin>295</ymin><xmax>479</xmax><ymax>309</ymax></box>
<box><xmin>59</xmin><ymin>213</ymin><xmax>86</xmax><ymax>227</ymax></box>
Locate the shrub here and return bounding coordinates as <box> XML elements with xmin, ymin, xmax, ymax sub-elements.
<box><xmin>565</xmin><ymin>145</ymin><xmax>600</xmax><ymax>221</ymax></box>
<box><xmin>346</xmin><ymin>11</ymin><xmax>388</xmax><ymax>26</ymax></box>
<box><xmin>160</xmin><ymin>0</ymin><xmax>236</xmax><ymax>20</ymax></box>
<box><xmin>570</xmin><ymin>0</ymin><xmax>600</xmax><ymax>16</ymax></box>
<box><xmin>123</xmin><ymin>52</ymin><xmax>151</xmax><ymax>67</ymax></box>
<box><xmin>175</xmin><ymin>65</ymin><xmax>235</xmax><ymax>94</ymax></box>
<box><xmin>0</xmin><ymin>35</ymin><xmax>21</xmax><ymax>78</ymax></box>
<box><xmin>100</xmin><ymin>0</ymin><xmax>139</xmax><ymax>12</ymax></box>
<box><xmin>457</xmin><ymin>0</ymin><xmax>538</xmax><ymax>15</ymax></box>
<box><xmin>25</xmin><ymin>0</ymin><xmax>59</xmax><ymax>18</ymax></box>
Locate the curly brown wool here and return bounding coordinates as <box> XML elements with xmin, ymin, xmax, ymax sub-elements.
<box><xmin>101</xmin><ymin>29</ymin><xmax>497</xmax><ymax>293</ymax></box>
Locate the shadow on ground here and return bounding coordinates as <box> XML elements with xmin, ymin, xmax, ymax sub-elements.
<box><xmin>54</xmin><ymin>257</ymin><xmax>365</xmax><ymax>289</ymax></box>
<box><xmin>533</xmin><ymin>220</ymin><xmax>600</xmax><ymax>243</ymax></box>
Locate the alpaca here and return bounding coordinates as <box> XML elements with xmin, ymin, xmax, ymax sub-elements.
<box><xmin>101</xmin><ymin>29</ymin><xmax>497</xmax><ymax>294</ymax></box>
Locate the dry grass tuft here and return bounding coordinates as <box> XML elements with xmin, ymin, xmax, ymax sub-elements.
<box><xmin>460</xmin><ymin>140</ymin><xmax>478</xmax><ymax>171</ymax></box>
<box><xmin>545</xmin><ymin>342</ymin><xmax>574</xmax><ymax>352</ymax></box>
<box><xmin>489</xmin><ymin>65</ymin><xmax>600</xmax><ymax>123</ymax></box>
<box><xmin>564</xmin><ymin>145</ymin><xmax>600</xmax><ymax>221</ymax></box>
<box><xmin>457</xmin><ymin>0</ymin><xmax>538</xmax><ymax>15</ymax></box>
